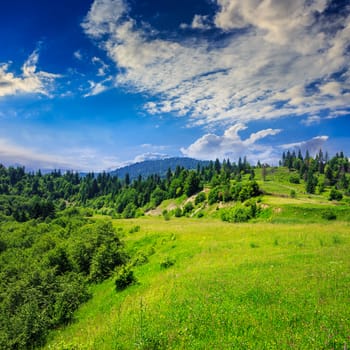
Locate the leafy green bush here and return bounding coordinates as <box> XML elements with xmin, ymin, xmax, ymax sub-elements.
<box><xmin>115</xmin><ymin>266</ymin><xmax>136</xmax><ymax>291</ymax></box>
<box><xmin>0</xmin><ymin>217</ymin><xmax>128</xmax><ymax>349</ymax></box>
<box><xmin>174</xmin><ymin>207</ymin><xmax>182</xmax><ymax>217</ymax></box>
<box><xmin>329</xmin><ymin>188</ymin><xmax>343</xmax><ymax>201</ymax></box>
<box><xmin>122</xmin><ymin>203</ymin><xmax>137</xmax><ymax>218</ymax></box>
<box><xmin>131</xmin><ymin>251</ymin><xmax>149</xmax><ymax>266</ymax></box>
<box><xmin>321</xmin><ymin>210</ymin><xmax>337</xmax><ymax>221</ymax></box>
<box><xmin>195</xmin><ymin>192</ymin><xmax>206</xmax><ymax>205</ymax></box>
<box><xmin>208</xmin><ymin>187</ymin><xmax>219</xmax><ymax>204</ymax></box>
<box><xmin>183</xmin><ymin>202</ymin><xmax>194</xmax><ymax>215</ymax></box>
<box><xmin>160</xmin><ymin>257</ymin><xmax>175</xmax><ymax>269</ymax></box>
<box><xmin>129</xmin><ymin>225</ymin><xmax>140</xmax><ymax>233</ymax></box>
<box><xmin>162</xmin><ymin>210</ymin><xmax>170</xmax><ymax>221</ymax></box>
<box><xmin>289</xmin><ymin>174</ymin><xmax>300</xmax><ymax>184</ymax></box>
<box><xmin>221</xmin><ymin>200</ymin><xmax>259</xmax><ymax>223</ymax></box>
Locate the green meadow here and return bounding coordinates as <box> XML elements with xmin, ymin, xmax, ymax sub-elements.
<box><xmin>44</xmin><ymin>216</ymin><xmax>350</xmax><ymax>349</ymax></box>
<box><xmin>1</xmin><ymin>160</ymin><xmax>349</xmax><ymax>349</ymax></box>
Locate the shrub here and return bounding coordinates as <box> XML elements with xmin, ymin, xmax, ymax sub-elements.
<box><xmin>290</xmin><ymin>189</ymin><xmax>296</xmax><ymax>198</ymax></box>
<box><xmin>122</xmin><ymin>203</ymin><xmax>137</xmax><ymax>218</ymax></box>
<box><xmin>208</xmin><ymin>186</ymin><xmax>220</xmax><ymax>204</ymax></box>
<box><xmin>183</xmin><ymin>202</ymin><xmax>194</xmax><ymax>215</ymax></box>
<box><xmin>131</xmin><ymin>251</ymin><xmax>149</xmax><ymax>266</ymax></box>
<box><xmin>329</xmin><ymin>188</ymin><xmax>343</xmax><ymax>201</ymax></box>
<box><xmin>289</xmin><ymin>174</ymin><xmax>300</xmax><ymax>184</ymax></box>
<box><xmin>221</xmin><ymin>204</ymin><xmax>252</xmax><ymax>223</ymax></box>
<box><xmin>129</xmin><ymin>225</ymin><xmax>140</xmax><ymax>233</ymax></box>
<box><xmin>174</xmin><ymin>207</ymin><xmax>182</xmax><ymax>217</ymax></box>
<box><xmin>162</xmin><ymin>210</ymin><xmax>170</xmax><ymax>221</ymax></box>
<box><xmin>160</xmin><ymin>257</ymin><xmax>175</xmax><ymax>269</ymax></box>
<box><xmin>195</xmin><ymin>192</ymin><xmax>206</xmax><ymax>205</ymax></box>
<box><xmin>115</xmin><ymin>266</ymin><xmax>136</xmax><ymax>291</ymax></box>
<box><xmin>321</xmin><ymin>210</ymin><xmax>337</xmax><ymax>221</ymax></box>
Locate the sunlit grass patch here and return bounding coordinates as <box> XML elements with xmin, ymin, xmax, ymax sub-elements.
<box><xmin>44</xmin><ymin>218</ymin><xmax>350</xmax><ymax>350</ymax></box>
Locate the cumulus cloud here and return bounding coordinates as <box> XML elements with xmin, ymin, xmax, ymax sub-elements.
<box><xmin>82</xmin><ymin>0</ymin><xmax>350</xmax><ymax>131</ymax></box>
<box><xmin>82</xmin><ymin>0</ymin><xmax>128</xmax><ymax>38</ymax></box>
<box><xmin>0</xmin><ymin>51</ymin><xmax>59</xmax><ymax>97</ymax></box>
<box><xmin>181</xmin><ymin>123</ymin><xmax>281</xmax><ymax>163</ymax></box>
<box><xmin>214</xmin><ymin>0</ymin><xmax>328</xmax><ymax>49</ymax></box>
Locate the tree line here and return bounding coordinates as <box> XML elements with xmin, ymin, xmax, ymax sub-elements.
<box><xmin>281</xmin><ymin>150</ymin><xmax>350</xmax><ymax>198</ymax></box>
<box><xmin>0</xmin><ymin>158</ymin><xmax>255</xmax><ymax>221</ymax></box>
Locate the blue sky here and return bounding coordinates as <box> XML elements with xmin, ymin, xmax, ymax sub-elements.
<box><xmin>0</xmin><ymin>0</ymin><xmax>349</xmax><ymax>171</ymax></box>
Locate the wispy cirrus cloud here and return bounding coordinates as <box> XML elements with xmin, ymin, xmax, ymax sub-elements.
<box><xmin>0</xmin><ymin>50</ymin><xmax>59</xmax><ymax>97</ymax></box>
<box><xmin>82</xmin><ymin>0</ymin><xmax>350</xmax><ymax>129</ymax></box>
<box><xmin>84</xmin><ymin>76</ymin><xmax>113</xmax><ymax>97</ymax></box>
<box><xmin>0</xmin><ymin>138</ymin><xmax>120</xmax><ymax>172</ymax></box>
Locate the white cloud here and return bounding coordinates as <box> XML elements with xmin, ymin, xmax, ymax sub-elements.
<box><xmin>281</xmin><ymin>135</ymin><xmax>329</xmax><ymax>156</ymax></box>
<box><xmin>74</xmin><ymin>50</ymin><xmax>83</xmax><ymax>60</ymax></box>
<box><xmin>82</xmin><ymin>0</ymin><xmax>350</xmax><ymax>128</ymax></box>
<box><xmin>320</xmin><ymin>81</ymin><xmax>342</xmax><ymax>96</ymax></box>
<box><xmin>181</xmin><ymin>123</ymin><xmax>281</xmax><ymax>163</ymax></box>
<box><xmin>82</xmin><ymin>0</ymin><xmax>128</xmax><ymax>38</ymax></box>
<box><xmin>92</xmin><ymin>56</ymin><xmax>109</xmax><ymax>76</ymax></box>
<box><xmin>181</xmin><ymin>15</ymin><xmax>211</xmax><ymax>30</ymax></box>
<box><xmin>84</xmin><ymin>76</ymin><xmax>112</xmax><ymax>97</ymax></box>
<box><xmin>0</xmin><ymin>138</ymin><xmax>120</xmax><ymax>172</ymax></box>
<box><xmin>0</xmin><ymin>51</ymin><xmax>59</xmax><ymax>97</ymax></box>
<box><xmin>133</xmin><ymin>152</ymin><xmax>170</xmax><ymax>163</ymax></box>
<box><xmin>214</xmin><ymin>0</ymin><xmax>328</xmax><ymax>50</ymax></box>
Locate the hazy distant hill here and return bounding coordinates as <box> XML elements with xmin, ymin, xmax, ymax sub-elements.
<box><xmin>110</xmin><ymin>157</ymin><xmax>210</xmax><ymax>180</ymax></box>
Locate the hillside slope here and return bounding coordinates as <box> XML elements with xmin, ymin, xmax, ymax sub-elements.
<box><xmin>43</xmin><ymin>216</ymin><xmax>350</xmax><ymax>349</ymax></box>
<box><xmin>43</xmin><ymin>167</ymin><xmax>350</xmax><ymax>349</ymax></box>
<box><xmin>110</xmin><ymin>157</ymin><xmax>210</xmax><ymax>180</ymax></box>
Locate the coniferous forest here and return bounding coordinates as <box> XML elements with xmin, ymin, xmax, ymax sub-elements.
<box><xmin>0</xmin><ymin>151</ymin><xmax>349</xmax><ymax>348</ymax></box>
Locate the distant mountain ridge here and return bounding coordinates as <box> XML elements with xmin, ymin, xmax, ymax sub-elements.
<box><xmin>110</xmin><ymin>157</ymin><xmax>210</xmax><ymax>180</ymax></box>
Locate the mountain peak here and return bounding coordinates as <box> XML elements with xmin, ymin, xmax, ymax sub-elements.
<box><xmin>110</xmin><ymin>157</ymin><xmax>209</xmax><ymax>180</ymax></box>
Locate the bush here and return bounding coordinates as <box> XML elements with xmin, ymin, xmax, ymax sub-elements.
<box><xmin>160</xmin><ymin>257</ymin><xmax>175</xmax><ymax>269</ymax></box>
<box><xmin>329</xmin><ymin>188</ymin><xmax>343</xmax><ymax>201</ymax></box>
<box><xmin>115</xmin><ymin>266</ymin><xmax>136</xmax><ymax>291</ymax></box>
<box><xmin>321</xmin><ymin>210</ymin><xmax>337</xmax><ymax>221</ymax></box>
<box><xmin>131</xmin><ymin>251</ymin><xmax>149</xmax><ymax>266</ymax></box>
<box><xmin>122</xmin><ymin>203</ymin><xmax>137</xmax><ymax>218</ymax></box>
<box><xmin>174</xmin><ymin>207</ymin><xmax>182</xmax><ymax>217</ymax></box>
<box><xmin>289</xmin><ymin>174</ymin><xmax>300</xmax><ymax>184</ymax></box>
<box><xmin>183</xmin><ymin>202</ymin><xmax>194</xmax><ymax>215</ymax></box>
<box><xmin>129</xmin><ymin>225</ymin><xmax>140</xmax><ymax>233</ymax></box>
<box><xmin>195</xmin><ymin>192</ymin><xmax>206</xmax><ymax>205</ymax></box>
<box><xmin>221</xmin><ymin>204</ymin><xmax>252</xmax><ymax>223</ymax></box>
<box><xmin>208</xmin><ymin>187</ymin><xmax>220</xmax><ymax>204</ymax></box>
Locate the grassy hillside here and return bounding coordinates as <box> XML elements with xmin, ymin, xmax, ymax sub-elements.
<box><xmin>43</xmin><ymin>215</ymin><xmax>350</xmax><ymax>349</ymax></box>
<box><xmin>1</xmin><ymin>157</ymin><xmax>349</xmax><ymax>349</ymax></box>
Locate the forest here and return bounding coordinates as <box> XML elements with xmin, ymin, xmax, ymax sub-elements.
<box><xmin>0</xmin><ymin>150</ymin><xmax>349</xmax><ymax>349</ymax></box>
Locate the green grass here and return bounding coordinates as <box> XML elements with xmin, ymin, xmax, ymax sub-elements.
<box><xmin>43</xmin><ymin>217</ymin><xmax>350</xmax><ymax>349</ymax></box>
